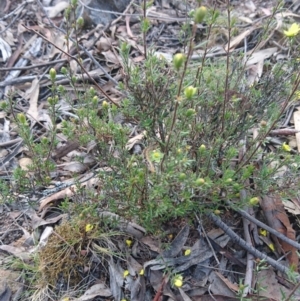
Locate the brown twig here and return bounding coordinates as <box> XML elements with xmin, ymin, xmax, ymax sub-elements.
<box><xmin>226</xmin><ymin>199</ymin><xmax>300</xmax><ymax>251</ymax></box>
<box><xmin>152</xmin><ymin>276</ymin><xmax>166</xmax><ymax>301</ymax></box>
<box><xmin>285</xmin><ymin>280</ymin><xmax>300</xmax><ymax>301</ymax></box>
<box><xmin>0</xmin><ymin>59</ymin><xmax>67</xmax><ymax>71</ymax></box>
<box><xmin>207</xmin><ymin>212</ymin><xmax>300</xmax><ymax>281</ymax></box>
<box><xmin>241</xmin><ymin>190</ymin><xmax>255</xmax><ymax>297</ymax></box>
<box><xmin>195</xmin><ymin>214</ymin><xmax>220</xmax><ymax>265</ymax></box>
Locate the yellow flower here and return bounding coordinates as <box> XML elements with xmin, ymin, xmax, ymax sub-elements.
<box><xmin>259</xmin><ymin>229</ymin><xmax>267</xmax><ymax>237</ymax></box>
<box><xmin>125</xmin><ymin>239</ymin><xmax>133</xmax><ymax>247</ymax></box>
<box><xmin>151</xmin><ymin>150</ymin><xmax>163</xmax><ymax>162</ymax></box>
<box><xmin>174</xmin><ymin>279</ymin><xmax>183</xmax><ymax>287</ymax></box>
<box><xmin>268</xmin><ymin>243</ymin><xmax>275</xmax><ymax>252</ymax></box>
<box><xmin>123</xmin><ymin>270</ymin><xmax>129</xmax><ymax>278</ymax></box>
<box><xmin>282</xmin><ymin>142</ymin><xmax>291</xmax><ymax>152</ymax></box>
<box><xmin>85</xmin><ymin>224</ymin><xmax>94</xmax><ymax>232</ymax></box>
<box><xmin>284</xmin><ymin>23</ymin><xmax>300</xmax><ymax>37</ymax></box>
<box><xmin>172</xmin><ymin>275</ymin><xmax>183</xmax><ymax>287</ymax></box>
<box><xmin>184</xmin><ymin>249</ymin><xmax>191</xmax><ymax>256</ymax></box>
<box><xmin>173</xmin><ymin>275</ymin><xmax>183</xmax><ymax>287</ymax></box>
<box><xmin>139</xmin><ymin>269</ymin><xmax>144</xmax><ymax>276</ymax></box>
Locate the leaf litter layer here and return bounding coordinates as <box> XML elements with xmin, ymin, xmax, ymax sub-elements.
<box><xmin>1</xmin><ymin>0</ymin><xmax>300</xmax><ymax>300</ymax></box>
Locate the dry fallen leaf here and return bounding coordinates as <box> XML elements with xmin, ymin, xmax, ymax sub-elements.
<box><xmin>283</xmin><ymin>199</ymin><xmax>300</xmax><ymax>215</ymax></box>
<box><xmin>75</xmin><ymin>283</ymin><xmax>112</xmax><ymax>300</ymax></box>
<box><xmin>19</xmin><ymin>157</ymin><xmax>33</xmax><ymax>171</ymax></box>
<box><xmin>0</xmin><ymin>245</ymin><xmax>31</xmax><ymax>261</ymax></box>
<box><xmin>246</xmin><ymin>60</ymin><xmax>264</xmax><ymax>86</ymax></box>
<box><xmin>246</xmin><ymin>47</ymin><xmax>277</xmax><ymax>66</ymax></box>
<box><xmin>261</xmin><ymin>195</ymin><xmax>298</xmax><ymax>268</ymax></box>
<box><xmin>39</xmin><ymin>186</ymin><xmax>76</xmax><ymax>211</ymax></box>
<box><xmin>24</xmin><ymin>77</ymin><xmax>40</xmax><ymax>125</ymax></box>
<box><xmin>257</xmin><ymin>268</ymin><xmax>292</xmax><ymax>300</ymax></box>
<box><xmin>96</xmin><ymin>36</ymin><xmax>114</xmax><ymax>52</ymax></box>
<box><xmin>0</xmin><ymin>36</ymin><xmax>12</xmax><ymax>61</ymax></box>
<box><xmin>43</xmin><ymin>1</ymin><xmax>69</xmax><ymax>18</ymax></box>
<box><xmin>208</xmin><ymin>271</ymin><xmax>237</xmax><ymax>297</ymax></box>
<box><xmin>225</xmin><ymin>27</ymin><xmax>258</xmax><ymax>51</ymax></box>
<box><xmin>126</xmin><ymin>132</ymin><xmax>146</xmax><ymax>150</ymax></box>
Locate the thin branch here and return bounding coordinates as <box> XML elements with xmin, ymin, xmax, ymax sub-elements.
<box><xmin>226</xmin><ymin>200</ymin><xmax>300</xmax><ymax>251</ymax></box>
<box><xmin>195</xmin><ymin>214</ymin><xmax>220</xmax><ymax>265</ymax></box>
<box><xmin>285</xmin><ymin>280</ymin><xmax>300</xmax><ymax>301</ymax></box>
<box><xmin>241</xmin><ymin>190</ymin><xmax>254</xmax><ymax>296</ymax></box>
<box><xmin>207</xmin><ymin>212</ymin><xmax>300</xmax><ymax>281</ymax></box>
<box><xmin>0</xmin><ymin>59</ymin><xmax>68</xmax><ymax>71</ymax></box>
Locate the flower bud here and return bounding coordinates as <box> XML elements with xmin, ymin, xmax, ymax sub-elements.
<box><xmin>102</xmin><ymin>101</ymin><xmax>109</xmax><ymax>108</ymax></box>
<box><xmin>77</xmin><ymin>16</ymin><xmax>84</xmax><ymax>28</ymax></box>
<box><xmin>173</xmin><ymin>53</ymin><xmax>185</xmax><ymax>70</ymax></box>
<box><xmin>260</xmin><ymin>120</ymin><xmax>267</xmax><ymax>127</ymax></box>
<box><xmin>0</xmin><ymin>101</ymin><xmax>8</xmax><ymax>110</ymax></box>
<box><xmin>64</xmin><ymin>7</ymin><xmax>71</xmax><ymax>19</ymax></box>
<box><xmin>49</xmin><ymin>68</ymin><xmax>56</xmax><ymax>81</ymax></box>
<box><xmin>89</xmin><ymin>87</ymin><xmax>95</xmax><ymax>95</ymax></box>
<box><xmin>184</xmin><ymin>86</ymin><xmax>197</xmax><ymax>99</ymax></box>
<box><xmin>194</xmin><ymin>6</ymin><xmax>207</xmax><ymax>24</ymax></box>
<box><xmin>48</xmin><ymin>97</ymin><xmax>58</xmax><ymax>106</ymax></box>
<box><xmin>195</xmin><ymin>178</ymin><xmax>205</xmax><ymax>185</ymax></box>
<box><xmin>178</xmin><ymin>173</ymin><xmax>186</xmax><ymax>180</ymax></box>
<box><xmin>185</xmin><ymin>108</ymin><xmax>196</xmax><ymax>117</ymax></box>
<box><xmin>61</xmin><ymin>67</ymin><xmax>67</xmax><ymax>75</ymax></box>
<box><xmin>199</xmin><ymin>144</ymin><xmax>206</xmax><ymax>152</ymax></box>
<box><xmin>17</xmin><ymin>113</ymin><xmax>27</xmax><ymax>125</ymax></box>
<box><xmin>249</xmin><ymin>197</ymin><xmax>259</xmax><ymax>206</ymax></box>
<box><xmin>92</xmin><ymin>96</ymin><xmax>98</xmax><ymax>104</ymax></box>
<box><xmin>41</xmin><ymin>137</ymin><xmax>48</xmax><ymax>144</ymax></box>
<box><xmin>58</xmin><ymin>85</ymin><xmax>65</xmax><ymax>93</ymax></box>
